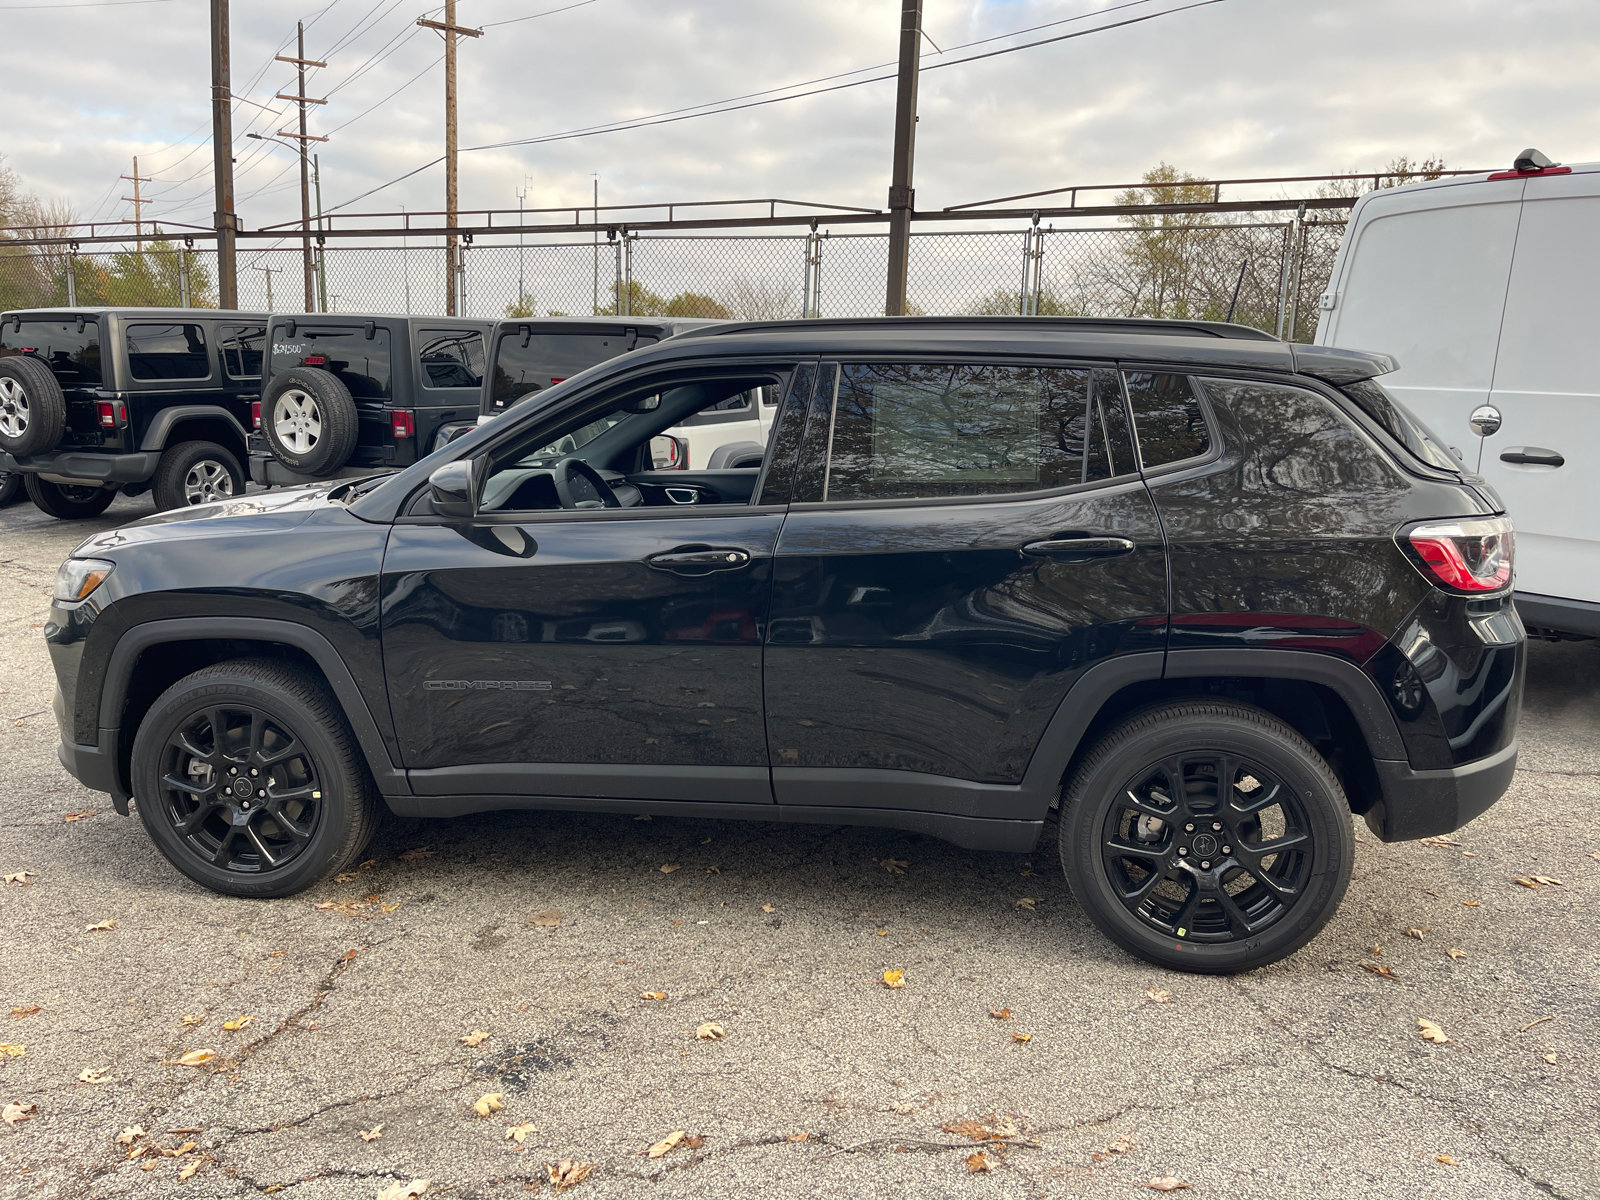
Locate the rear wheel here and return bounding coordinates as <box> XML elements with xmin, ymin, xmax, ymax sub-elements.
<box><xmin>24</xmin><ymin>474</ymin><xmax>116</xmax><ymax>519</ymax></box>
<box><xmin>0</xmin><ymin>472</ymin><xmax>20</xmax><ymax>506</ymax></box>
<box><xmin>152</xmin><ymin>440</ymin><xmax>244</xmax><ymax>511</ymax></box>
<box><xmin>1059</xmin><ymin>701</ymin><xmax>1354</xmax><ymax>974</ymax></box>
<box><xmin>0</xmin><ymin>356</ymin><xmax>66</xmax><ymax>456</ymax></box>
<box><xmin>131</xmin><ymin>658</ymin><xmax>381</xmax><ymax>898</ymax></box>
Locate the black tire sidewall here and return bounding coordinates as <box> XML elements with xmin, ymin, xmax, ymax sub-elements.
<box><xmin>0</xmin><ymin>357</ymin><xmax>67</xmax><ymax>456</ymax></box>
<box><xmin>132</xmin><ymin>671</ymin><xmax>367</xmax><ymax>898</ymax></box>
<box><xmin>152</xmin><ymin>440</ymin><xmax>245</xmax><ymax>511</ymax></box>
<box><xmin>1061</xmin><ymin>706</ymin><xmax>1354</xmax><ymax>974</ymax></box>
<box><xmin>24</xmin><ymin>474</ymin><xmax>116</xmax><ymax>519</ymax></box>
<box><xmin>0</xmin><ymin>472</ymin><xmax>20</xmax><ymax>505</ymax></box>
<box><xmin>260</xmin><ymin>368</ymin><xmax>358</xmax><ymax>474</ymax></box>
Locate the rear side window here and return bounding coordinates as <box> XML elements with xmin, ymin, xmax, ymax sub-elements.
<box><xmin>273</xmin><ymin>325</ymin><xmax>390</xmax><ymax>400</ymax></box>
<box><xmin>0</xmin><ymin>319</ymin><xmax>102</xmax><ymax>385</ymax></box>
<box><xmin>127</xmin><ymin>323</ymin><xmax>211</xmax><ymax>381</ymax></box>
<box><xmin>490</xmin><ymin>330</ymin><xmax>659</xmax><ymax>411</ymax></box>
<box><xmin>816</xmin><ymin>363</ymin><xmax>1127</xmax><ymax>502</ymax></box>
<box><xmin>419</xmin><ymin>328</ymin><xmax>485</xmax><ymax>390</ymax></box>
<box><xmin>1124</xmin><ymin>372</ymin><xmax>1211</xmax><ymax>468</ymax></box>
<box><xmin>1340</xmin><ymin>379</ymin><xmax>1461</xmax><ymax>473</ymax></box>
<box><xmin>219</xmin><ymin>325</ymin><xmax>265</xmax><ymax>378</ymax></box>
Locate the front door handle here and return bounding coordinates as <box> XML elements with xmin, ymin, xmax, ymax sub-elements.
<box><xmin>646</xmin><ymin>546</ymin><xmax>752</xmax><ymax>574</ymax></box>
<box><xmin>1021</xmin><ymin>537</ymin><xmax>1137</xmax><ymax>559</ymax></box>
<box><xmin>1499</xmin><ymin>448</ymin><xmax>1565</xmax><ymax>467</ymax></box>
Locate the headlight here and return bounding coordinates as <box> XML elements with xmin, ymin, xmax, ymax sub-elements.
<box><xmin>54</xmin><ymin>558</ymin><xmax>115</xmax><ymax>603</ymax></box>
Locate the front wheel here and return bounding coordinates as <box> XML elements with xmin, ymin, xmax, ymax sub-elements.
<box><xmin>1059</xmin><ymin>701</ymin><xmax>1354</xmax><ymax>974</ymax></box>
<box><xmin>130</xmin><ymin>658</ymin><xmax>382</xmax><ymax>897</ymax></box>
<box><xmin>24</xmin><ymin>475</ymin><xmax>116</xmax><ymax>519</ymax></box>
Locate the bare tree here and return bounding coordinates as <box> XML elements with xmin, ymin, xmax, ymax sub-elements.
<box><xmin>717</xmin><ymin>276</ymin><xmax>799</xmax><ymax>320</ymax></box>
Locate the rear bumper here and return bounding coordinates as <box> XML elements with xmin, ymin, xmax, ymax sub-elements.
<box><xmin>1364</xmin><ymin>739</ymin><xmax>1517</xmax><ymax>842</ymax></box>
<box><xmin>248</xmin><ymin>452</ymin><xmax>389</xmax><ymax>488</ymax></box>
<box><xmin>0</xmin><ymin>450</ymin><xmax>161</xmax><ymax>485</ymax></box>
<box><xmin>1515</xmin><ymin>592</ymin><xmax>1600</xmax><ymax>639</ymax></box>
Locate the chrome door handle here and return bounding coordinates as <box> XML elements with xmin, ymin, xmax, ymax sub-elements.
<box><xmin>646</xmin><ymin>546</ymin><xmax>752</xmax><ymax>574</ymax></box>
<box><xmin>1021</xmin><ymin>537</ymin><xmax>1136</xmax><ymax>558</ymax></box>
<box><xmin>1499</xmin><ymin>448</ymin><xmax>1564</xmax><ymax>467</ymax></box>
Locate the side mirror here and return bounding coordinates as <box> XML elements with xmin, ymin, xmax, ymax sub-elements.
<box><xmin>1468</xmin><ymin>405</ymin><xmax>1502</xmax><ymax>438</ymax></box>
<box><xmin>428</xmin><ymin>459</ymin><xmax>478</xmax><ymax>519</ymax></box>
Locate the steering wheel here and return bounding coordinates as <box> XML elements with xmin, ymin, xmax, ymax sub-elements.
<box><xmin>552</xmin><ymin>457</ymin><xmax>622</xmax><ymax>510</ymax></box>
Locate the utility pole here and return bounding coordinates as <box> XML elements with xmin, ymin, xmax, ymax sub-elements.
<box><xmin>120</xmin><ymin>157</ymin><xmax>152</xmax><ymax>249</ymax></box>
<box><xmin>252</xmin><ymin>263</ymin><xmax>275</xmax><ymax>310</ymax></box>
<box><xmin>313</xmin><ymin>153</ymin><xmax>328</xmax><ymax>312</ymax></box>
<box><xmin>210</xmin><ymin>0</ymin><xmax>238</xmax><ymax>308</ymax></box>
<box><xmin>591</xmin><ymin>175</ymin><xmax>599</xmax><ymax>314</ymax></box>
<box><xmin>884</xmin><ymin>0</ymin><xmax>922</xmax><ymax>316</ymax></box>
<box><xmin>418</xmin><ymin>1</ymin><xmax>483</xmax><ymax>316</ymax></box>
<box><xmin>275</xmin><ymin>26</ymin><xmax>329</xmax><ymax>314</ymax></box>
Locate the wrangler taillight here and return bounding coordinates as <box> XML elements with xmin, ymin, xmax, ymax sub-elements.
<box><xmin>391</xmin><ymin>409</ymin><xmax>415</xmax><ymax>439</ymax></box>
<box><xmin>1403</xmin><ymin>517</ymin><xmax>1514</xmax><ymax>593</ymax></box>
<box><xmin>251</xmin><ymin>401</ymin><xmax>261</xmax><ymax>429</ymax></box>
<box><xmin>96</xmin><ymin>402</ymin><xmax>115</xmax><ymax>427</ymax></box>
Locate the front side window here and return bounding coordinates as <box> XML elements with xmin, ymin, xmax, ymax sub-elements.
<box><xmin>127</xmin><ymin>323</ymin><xmax>211</xmax><ymax>381</ymax></box>
<box><xmin>490</xmin><ymin>331</ymin><xmax>659</xmax><ymax>411</ymax></box>
<box><xmin>1124</xmin><ymin>372</ymin><xmax>1211</xmax><ymax>468</ymax></box>
<box><xmin>816</xmin><ymin>362</ymin><xmax>1124</xmax><ymax>502</ymax></box>
<box><xmin>419</xmin><ymin>328</ymin><xmax>486</xmax><ymax>390</ymax></box>
<box><xmin>273</xmin><ymin>325</ymin><xmax>391</xmax><ymax>400</ymax></box>
<box><xmin>219</xmin><ymin>324</ymin><xmax>265</xmax><ymax>378</ymax></box>
<box><xmin>0</xmin><ymin>319</ymin><xmax>102</xmax><ymax>385</ymax></box>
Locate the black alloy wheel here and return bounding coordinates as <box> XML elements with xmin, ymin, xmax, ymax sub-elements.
<box><xmin>132</xmin><ymin>659</ymin><xmax>381</xmax><ymax>897</ymax></box>
<box><xmin>1060</xmin><ymin>701</ymin><xmax>1354</xmax><ymax>974</ymax></box>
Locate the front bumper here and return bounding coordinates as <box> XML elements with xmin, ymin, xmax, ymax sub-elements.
<box><xmin>1</xmin><ymin>449</ymin><xmax>161</xmax><ymax>485</ymax></box>
<box><xmin>1364</xmin><ymin>739</ymin><xmax>1518</xmax><ymax>842</ymax></box>
<box><xmin>55</xmin><ymin>729</ymin><xmax>131</xmax><ymax>814</ymax></box>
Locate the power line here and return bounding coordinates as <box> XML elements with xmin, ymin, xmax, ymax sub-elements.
<box><xmin>481</xmin><ymin>0</ymin><xmax>597</xmax><ymax>29</ymax></box>
<box><xmin>0</xmin><ymin>0</ymin><xmax>174</xmax><ymax>8</ymax></box>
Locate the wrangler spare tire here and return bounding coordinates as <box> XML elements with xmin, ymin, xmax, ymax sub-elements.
<box><xmin>0</xmin><ymin>355</ymin><xmax>67</xmax><ymax>457</ymax></box>
<box><xmin>260</xmin><ymin>366</ymin><xmax>358</xmax><ymax>475</ymax></box>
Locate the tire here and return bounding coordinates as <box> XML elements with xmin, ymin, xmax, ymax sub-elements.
<box><xmin>0</xmin><ymin>356</ymin><xmax>67</xmax><ymax>456</ymax></box>
<box><xmin>152</xmin><ymin>440</ymin><xmax>245</xmax><ymax>511</ymax></box>
<box><xmin>260</xmin><ymin>367</ymin><xmax>358</xmax><ymax>474</ymax></box>
<box><xmin>130</xmin><ymin>658</ymin><xmax>382</xmax><ymax>898</ymax></box>
<box><xmin>1059</xmin><ymin>700</ymin><xmax>1354</xmax><ymax>974</ymax></box>
<box><xmin>24</xmin><ymin>474</ymin><xmax>116</xmax><ymax>520</ymax></box>
<box><xmin>0</xmin><ymin>471</ymin><xmax>20</xmax><ymax>506</ymax></box>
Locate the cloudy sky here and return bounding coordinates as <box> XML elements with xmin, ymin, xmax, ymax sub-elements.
<box><xmin>4</xmin><ymin>0</ymin><xmax>1598</xmax><ymax>233</ymax></box>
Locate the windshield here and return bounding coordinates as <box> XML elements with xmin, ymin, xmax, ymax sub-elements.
<box><xmin>489</xmin><ymin>330</ymin><xmax>659</xmax><ymax>412</ymax></box>
<box><xmin>1340</xmin><ymin>379</ymin><xmax>1461</xmax><ymax>473</ymax></box>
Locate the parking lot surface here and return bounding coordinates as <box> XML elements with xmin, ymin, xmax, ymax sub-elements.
<box><xmin>1</xmin><ymin>493</ymin><xmax>1596</xmax><ymax>1200</ymax></box>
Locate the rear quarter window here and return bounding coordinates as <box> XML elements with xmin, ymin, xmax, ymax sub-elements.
<box><xmin>419</xmin><ymin>328</ymin><xmax>486</xmax><ymax>390</ymax></box>
<box><xmin>1124</xmin><ymin>372</ymin><xmax>1212</xmax><ymax>468</ymax></box>
<box><xmin>1339</xmin><ymin>378</ymin><xmax>1461</xmax><ymax>473</ymax></box>
<box><xmin>127</xmin><ymin>323</ymin><xmax>212</xmax><ymax>382</ymax></box>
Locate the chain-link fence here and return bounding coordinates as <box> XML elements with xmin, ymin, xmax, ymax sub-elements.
<box><xmin>0</xmin><ymin>211</ymin><xmax>1348</xmax><ymax>341</ymax></box>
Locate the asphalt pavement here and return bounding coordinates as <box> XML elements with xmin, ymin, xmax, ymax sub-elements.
<box><xmin>0</xmin><ymin>491</ymin><xmax>1596</xmax><ymax>1200</ymax></box>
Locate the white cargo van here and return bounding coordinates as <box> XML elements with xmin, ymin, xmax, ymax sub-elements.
<box><xmin>1316</xmin><ymin>150</ymin><xmax>1600</xmax><ymax>638</ymax></box>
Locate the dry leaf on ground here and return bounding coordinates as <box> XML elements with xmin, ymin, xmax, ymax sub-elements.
<box><xmin>1108</xmin><ymin>1135</ymin><xmax>1136</xmax><ymax>1154</ymax></box>
<box><xmin>1436</xmin><ymin>1154</ymin><xmax>1458</xmax><ymax>1166</ymax></box>
<box><xmin>180</xmin><ymin>1014</ymin><xmax>203</xmax><ymax>1026</ymax></box>
<box><xmin>882</xmin><ymin>968</ymin><xmax>906</xmax><ymax>989</ymax></box>
<box><xmin>159</xmin><ymin>1140</ymin><xmax>197</xmax><ymax>1157</ymax></box>
<box><xmin>786</xmin><ymin>1132</ymin><xmax>809</xmax><ymax>1142</ymax></box>
<box><xmin>397</xmin><ymin>848</ymin><xmax>434</xmax><ymax>862</ymax></box>
<box><xmin>1011</xmin><ymin>1031</ymin><xmax>1032</xmax><ymax>1043</ymax></box>
<box><xmin>84</xmin><ymin>919</ymin><xmax>115</xmax><ymax>932</ymax></box>
<box><xmin>1146</xmin><ymin>1178</ymin><xmax>1191</xmax><ymax>1192</ymax></box>
<box><xmin>1513</xmin><ymin>875</ymin><xmax>1563</xmax><ymax>889</ymax></box>
<box><xmin>3</xmin><ymin>1102</ymin><xmax>36</xmax><ymax>1127</ymax></box>
<box><xmin>63</xmin><ymin>808</ymin><xmax>97</xmax><ymax>822</ymax></box>
<box><xmin>116</xmin><ymin>1126</ymin><xmax>144</xmax><ymax>1145</ymax></box>
<box><xmin>3</xmin><ymin>872</ymin><xmax>35</xmax><ymax>885</ymax></box>
<box><xmin>695</xmin><ymin>1022</ymin><xmax>726</xmax><ymax>1041</ymax></box>
<box><xmin>1418</xmin><ymin>1018</ymin><xmax>1451</xmax><ymax>1044</ymax></box>
<box><xmin>640</xmin><ymin>992</ymin><xmax>667</xmax><ymax>1001</ymax></box>
<box><xmin>8</xmin><ymin>1006</ymin><xmax>39</xmax><ymax>1019</ymax></box>
<box><xmin>1543</xmin><ymin>1053</ymin><xmax>1558</xmax><ymax>1065</ymax></box>
<box><xmin>375</xmin><ymin>1181</ymin><xmax>430</xmax><ymax>1200</ymax></box>
<box><xmin>760</xmin><ymin>904</ymin><xmax>775</xmax><ymax>913</ymax></box>
<box><xmin>989</xmin><ymin>1007</ymin><xmax>1011</xmax><ymax>1020</ymax></box>
<box><xmin>1362</xmin><ymin>963</ymin><xmax>1400</xmax><ymax>980</ymax></box>
<box><xmin>1405</xmin><ymin>926</ymin><xmax>1428</xmax><ymax>940</ymax></box>
<box><xmin>1420</xmin><ymin>836</ymin><xmax>1462</xmax><ymax>847</ymax></box>
<box><xmin>460</xmin><ymin>1030</ymin><xmax>490</xmax><ymax>1047</ymax></box>
<box><xmin>172</xmin><ymin>1049</ymin><xmax>215</xmax><ymax>1067</ymax></box>
<box><xmin>360</xmin><ymin>1124</ymin><xmax>384</xmax><ymax>1143</ymax></box>
<box><xmin>646</xmin><ymin>1130</ymin><xmax>685</xmax><ymax>1158</ymax></box>
<box><xmin>221</xmin><ymin>1016</ymin><xmax>254</xmax><ymax>1031</ymax></box>
<box><xmin>965</xmin><ymin>1151</ymin><xmax>992</xmax><ymax>1173</ymax></box>
<box><xmin>1447</xmin><ymin>948</ymin><xmax>1467</xmax><ymax>960</ymax></box>
<box><xmin>1147</xmin><ymin>987</ymin><xmax>1172</xmax><ymax>1004</ymax></box>
<box><xmin>658</xmin><ymin>864</ymin><xmax>681</xmax><ymax>874</ymax></box>
<box><xmin>76</xmin><ymin>1068</ymin><xmax>111</xmax><ymax>1084</ymax></box>
<box><xmin>0</xmin><ymin>1045</ymin><xmax>24</xmax><ymax>1058</ymax></box>
<box><xmin>529</xmin><ymin>909</ymin><xmax>562</xmax><ymax>927</ymax></box>
<box><xmin>178</xmin><ymin>1159</ymin><xmax>203</xmax><ymax>1181</ymax></box>
<box><xmin>1462</xmin><ymin>899</ymin><xmax>1480</xmax><ymax>907</ymax></box>
<box><xmin>881</xmin><ymin>858</ymin><xmax>908</xmax><ymax>874</ymax></box>
<box><xmin>473</xmin><ymin>1093</ymin><xmax>505</xmax><ymax>1117</ymax></box>
<box><xmin>1015</xmin><ymin>897</ymin><xmax>1039</xmax><ymax>910</ymax></box>
<box><xmin>506</xmin><ymin>1121</ymin><xmax>537</xmax><ymax>1146</ymax></box>
<box><xmin>548</xmin><ymin>1159</ymin><xmax>594</xmax><ymax>1191</ymax></box>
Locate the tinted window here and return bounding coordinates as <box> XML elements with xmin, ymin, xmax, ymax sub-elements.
<box><xmin>127</xmin><ymin>323</ymin><xmax>211</xmax><ymax>381</ymax></box>
<box><xmin>419</xmin><ymin>328</ymin><xmax>486</xmax><ymax>390</ymax></box>
<box><xmin>754</xmin><ymin>365</ymin><xmax>816</xmax><ymax>505</ymax></box>
<box><xmin>1340</xmin><ymin>379</ymin><xmax>1461</xmax><ymax>473</ymax></box>
<box><xmin>490</xmin><ymin>330</ymin><xmax>659</xmax><ymax>411</ymax></box>
<box><xmin>273</xmin><ymin>325</ymin><xmax>390</xmax><ymax>400</ymax></box>
<box><xmin>219</xmin><ymin>324</ymin><xmax>265</xmax><ymax>378</ymax></box>
<box><xmin>1124</xmin><ymin>372</ymin><xmax>1211</xmax><ymax>468</ymax></box>
<box><xmin>818</xmin><ymin>363</ymin><xmax>1120</xmax><ymax>502</ymax></box>
<box><xmin>0</xmin><ymin>319</ymin><xmax>101</xmax><ymax>386</ymax></box>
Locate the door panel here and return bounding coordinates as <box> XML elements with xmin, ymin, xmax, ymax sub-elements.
<box><xmin>381</xmin><ymin>509</ymin><xmax>783</xmax><ymax>801</ymax></box>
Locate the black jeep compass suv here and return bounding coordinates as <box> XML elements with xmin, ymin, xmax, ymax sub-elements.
<box><xmin>45</xmin><ymin>317</ymin><xmax>1523</xmax><ymax>973</ymax></box>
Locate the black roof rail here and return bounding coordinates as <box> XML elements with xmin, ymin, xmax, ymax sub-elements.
<box><xmin>675</xmin><ymin>315</ymin><xmax>1280</xmax><ymax>342</ymax></box>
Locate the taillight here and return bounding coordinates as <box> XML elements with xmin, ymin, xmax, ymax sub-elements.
<box><xmin>391</xmin><ymin>409</ymin><xmax>415</xmax><ymax>439</ymax></box>
<box><xmin>304</xmin><ymin>355</ymin><xmax>326</xmax><ymax>366</ymax></box>
<box><xmin>96</xmin><ymin>402</ymin><xmax>115</xmax><ymax>427</ymax></box>
<box><xmin>251</xmin><ymin>401</ymin><xmax>261</xmax><ymax>430</ymax></box>
<box><xmin>1403</xmin><ymin>517</ymin><xmax>1514</xmax><ymax>593</ymax></box>
<box><xmin>550</xmin><ymin>377</ymin><xmax>565</xmax><ymax>385</ymax></box>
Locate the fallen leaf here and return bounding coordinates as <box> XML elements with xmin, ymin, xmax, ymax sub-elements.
<box><xmin>506</xmin><ymin>1120</ymin><xmax>537</xmax><ymax>1146</ymax></box>
<box><xmin>1405</xmin><ymin>927</ymin><xmax>1428</xmax><ymax>940</ymax></box>
<box><xmin>989</xmin><ymin>1007</ymin><xmax>1011</xmax><ymax>1021</ymax></box>
<box><xmin>0</xmin><ymin>1045</ymin><xmax>25</xmax><ymax>1058</ymax></box>
<box><xmin>547</xmin><ymin>1159</ymin><xmax>594</xmax><ymax>1191</ymax></box>
<box><xmin>139</xmin><ymin>1161</ymin><xmax>156</xmax><ymax>1172</ymax></box>
<box><xmin>881</xmin><ymin>858</ymin><xmax>908</xmax><ymax>874</ymax></box>
<box><xmin>1146</xmin><ymin>1178</ymin><xmax>1191</xmax><ymax>1192</ymax></box>
<box><xmin>221</xmin><ymin>1015</ymin><xmax>254</xmax><ymax>1032</ymax></box>
<box><xmin>1108</xmin><ymin>1135</ymin><xmax>1136</xmax><ymax>1154</ymax></box>
<box><xmin>882</xmin><ymin>969</ymin><xmax>905</xmax><ymax>989</ymax></box>
<box><xmin>786</xmin><ymin>1132</ymin><xmax>810</xmax><ymax>1142</ymax></box>
<box><xmin>1362</xmin><ymin>963</ymin><xmax>1400</xmax><ymax>980</ymax></box>
<box><xmin>460</xmin><ymin>1029</ymin><xmax>490</xmax><ymax>1047</ymax></box>
<box><xmin>1420</xmin><ymin>836</ymin><xmax>1462</xmax><ymax>848</ymax></box>
<box><xmin>8</xmin><ymin>1006</ymin><xmax>38</xmax><ymax>1018</ymax></box>
<box><xmin>473</xmin><ymin>1093</ymin><xmax>506</xmax><ymax>1117</ymax></box>
<box><xmin>1418</xmin><ymin>1018</ymin><xmax>1450</xmax><ymax>1044</ymax></box>
<box><xmin>659</xmin><ymin>864</ymin><xmax>681</xmax><ymax>874</ymax></box>
<box><xmin>529</xmin><ymin>909</ymin><xmax>563</xmax><ymax>928</ymax></box>
<box><xmin>696</xmin><ymin>1022</ymin><xmax>726</xmax><ymax>1041</ymax></box>
<box><xmin>397</xmin><ymin>848</ymin><xmax>434</xmax><ymax>862</ymax></box>
<box><xmin>359</xmin><ymin>859</ymin><xmax>381</xmax><ymax>870</ymax></box>
<box><xmin>1514</xmin><ymin>875</ymin><xmax>1563</xmax><ymax>888</ymax></box>
<box><xmin>116</xmin><ymin>1126</ymin><xmax>145</xmax><ymax>1145</ymax></box>
<box><xmin>339</xmin><ymin>949</ymin><xmax>359</xmax><ymax>964</ymax></box>
<box><xmin>63</xmin><ymin>808</ymin><xmax>97</xmax><ymax>822</ymax></box>
<box><xmin>360</xmin><ymin>1123</ymin><xmax>384</xmax><ymax>1143</ymax></box>
<box><xmin>375</xmin><ymin>1181</ymin><xmax>431</xmax><ymax>1200</ymax></box>
<box><xmin>1015</xmin><ymin>897</ymin><xmax>1039</xmax><ymax>910</ymax></box>
<box><xmin>704</xmin><ymin>867</ymin><xmax>719</xmax><ymax>875</ymax></box>
<box><xmin>1011</xmin><ymin>1031</ymin><xmax>1032</xmax><ymax>1043</ymax></box>
<box><xmin>1447</xmin><ymin>948</ymin><xmax>1467</xmax><ymax>960</ymax></box>
<box><xmin>1147</xmin><ymin>987</ymin><xmax>1171</xmax><ymax>1004</ymax></box>
<box><xmin>158</xmin><ymin>1140</ymin><xmax>196</xmax><ymax>1157</ymax></box>
<box><xmin>85</xmin><ymin>919</ymin><xmax>115</xmax><ymax>932</ymax></box>
<box><xmin>965</xmin><ymin>1151</ymin><xmax>993</xmax><ymax>1173</ymax></box>
<box><xmin>686</xmin><ymin>1134</ymin><xmax>706</xmax><ymax>1150</ymax></box>
<box><xmin>1462</xmin><ymin>851</ymin><xmax>1478</xmax><ymax>857</ymax></box>
<box><xmin>3</xmin><ymin>1102</ymin><xmax>36</xmax><ymax>1127</ymax></box>
<box><xmin>178</xmin><ymin>1159</ymin><xmax>202</xmax><ymax>1180</ymax></box>
<box><xmin>647</xmin><ymin>1130</ymin><xmax>685</xmax><ymax>1158</ymax></box>
<box><xmin>381</xmin><ymin>902</ymin><xmax>401</xmax><ymax>913</ymax></box>
<box><xmin>760</xmin><ymin>904</ymin><xmax>775</xmax><ymax>914</ymax></box>
<box><xmin>887</xmin><ymin>1099</ymin><xmax>917</xmax><ymax>1114</ymax></box>
<box><xmin>1371</xmin><ymin>944</ymin><xmax>1382</xmax><ymax>956</ymax></box>
<box><xmin>640</xmin><ymin>992</ymin><xmax>667</xmax><ymax>1001</ymax></box>
<box><xmin>180</xmin><ymin>1015</ymin><xmax>203</xmax><ymax>1027</ymax></box>
<box><xmin>334</xmin><ymin>872</ymin><xmax>359</xmax><ymax>883</ymax></box>
<box><xmin>3</xmin><ymin>872</ymin><xmax>35</xmax><ymax>885</ymax></box>
<box><xmin>1436</xmin><ymin>1154</ymin><xmax>1458</xmax><ymax>1166</ymax></box>
<box><xmin>77</xmin><ymin>1068</ymin><xmax>112</xmax><ymax>1084</ymax></box>
<box><xmin>172</xmin><ymin>1049</ymin><xmax>216</xmax><ymax>1067</ymax></box>
<box><xmin>876</xmin><ymin>929</ymin><xmax>887</xmax><ymax>937</ymax></box>
<box><xmin>1462</xmin><ymin>899</ymin><xmax>1480</xmax><ymax>907</ymax></box>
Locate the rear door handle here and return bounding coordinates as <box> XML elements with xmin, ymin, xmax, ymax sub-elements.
<box><xmin>1499</xmin><ymin>448</ymin><xmax>1564</xmax><ymax>467</ymax></box>
<box><xmin>1021</xmin><ymin>537</ymin><xmax>1137</xmax><ymax>559</ymax></box>
<box><xmin>646</xmin><ymin>546</ymin><xmax>752</xmax><ymax>574</ymax></box>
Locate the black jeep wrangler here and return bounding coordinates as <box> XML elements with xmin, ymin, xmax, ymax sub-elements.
<box><xmin>0</xmin><ymin>308</ymin><xmax>267</xmax><ymax>517</ymax></box>
<box><xmin>249</xmin><ymin>314</ymin><xmax>492</xmax><ymax>486</ymax></box>
<box><xmin>46</xmin><ymin>317</ymin><xmax>1524</xmax><ymax>974</ymax></box>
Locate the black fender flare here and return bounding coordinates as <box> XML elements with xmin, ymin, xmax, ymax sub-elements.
<box><xmin>138</xmin><ymin>406</ymin><xmax>251</xmax><ymax>454</ymax></box>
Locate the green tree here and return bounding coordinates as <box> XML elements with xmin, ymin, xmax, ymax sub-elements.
<box><xmin>597</xmin><ymin>279</ymin><xmax>666</xmax><ymax>316</ymax></box>
<box><xmin>504</xmin><ymin>291</ymin><xmax>536</xmax><ymax>318</ymax></box>
<box><xmin>664</xmin><ymin>291</ymin><xmax>731</xmax><ymax>318</ymax></box>
<box><xmin>78</xmin><ymin>237</ymin><xmax>215</xmax><ymax>307</ymax></box>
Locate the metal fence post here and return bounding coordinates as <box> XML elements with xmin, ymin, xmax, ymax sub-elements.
<box><xmin>1286</xmin><ymin>205</ymin><xmax>1308</xmax><ymax>341</ymax></box>
<box><xmin>179</xmin><ymin>245</ymin><xmax>191</xmax><ymax>308</ymax></box>
<box><xmin>65</xmin><ymin>246</ymin><xmax>77</xmax><ymax>307</ymax></box>
<box><xmin>1273</xmin><ymin>221</ymin><xmax>1293</xmax><ymax>339</ymax></box>
<box><xmin>623</xmin><ymin>233</ymin><xmax>635</xmax><ymax>317</ymax></box>
<box><xmin>613</xmin><ymin>231</ymin><xmax>624</xmax><ymax>315</ymax></box>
